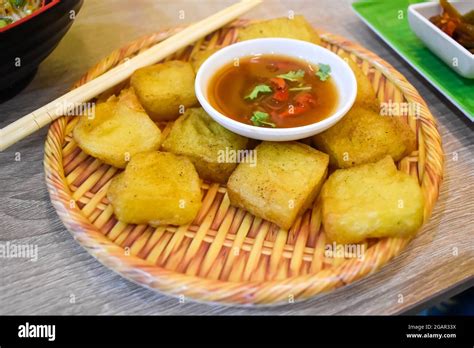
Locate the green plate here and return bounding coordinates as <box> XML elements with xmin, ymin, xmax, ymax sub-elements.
<box><xmin>352</xmin><ymin>0</ymin><xmax>474</xmax><ymax>121</ymax></box>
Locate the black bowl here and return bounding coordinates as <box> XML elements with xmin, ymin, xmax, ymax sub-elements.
<box><xmin>0</xmin><ymin>0</ymin><xmax>83</xmax><ymax>99</ymax></box>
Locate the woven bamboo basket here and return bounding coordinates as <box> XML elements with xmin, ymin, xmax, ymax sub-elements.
<box><xmin>44</xmin><ymin>20</ymin><xmax>444</xmax><ymax>306</ymax></box>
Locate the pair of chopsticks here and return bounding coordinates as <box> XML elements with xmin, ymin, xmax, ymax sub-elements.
<box><xmin>0</xmin><ymin>0</ymin><xmax>262</xmax><ymax>151</ymax></box>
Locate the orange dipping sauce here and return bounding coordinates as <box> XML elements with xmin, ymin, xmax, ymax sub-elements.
<box><xmin>208</xmin><ymin>54</ymin><xmax>339</xmax><ymax>128</ymax></box>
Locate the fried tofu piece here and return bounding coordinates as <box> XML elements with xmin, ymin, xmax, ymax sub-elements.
<box><xmin>321</xmin><ymin>156</ymin><xmax>424</xmax><ymax>244</ymax></box>
<box><xmin>312</xmin><ymin>106</ymin><xmax>416</xmax><ymax>168</ymax></box>
<box><xmin>340</xmin><ymin>53</ymin><xmax>379</xmax><ymax>111</ymax></box>
<box><xmin>162</xmin><ymin>108</ymin><xmax>249</xmax><ymax>183</ymax></box>
<box><xmin>238</xmin><ymin>16</ymin><xmax>321</xmax><ymax>45</ymax></box>
<box><xmin>227</xmin><ymin>142</ymin><xmax>329</xmax><ymax>229</ymax></box>
<box><xmin>190</xmin><ymin>47</ymin><xmax>220</xmax><ymax>72</ymax></box>
<box><xmin>73</xmin><ymin>88</ymin><xmax>162</xmax><ymax>169</ymax></box>
<box><xmin>107</xmin><ymin>151</ymin><xmax>202</xmax><ymax>226</ymax></box>
<box><xmin>130</xmin><ymin>60</ymin><xmax>198</xmax><ymax>121</ymax></box>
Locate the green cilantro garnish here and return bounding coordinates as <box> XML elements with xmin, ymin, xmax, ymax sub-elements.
<box><xmin>316</xmin><ymin>63</ymin><xmax>331</xmax><ymax>81</ymax></box>
<box><xmin>9</xmin><ymin>0</ymin><xmax>25</xmax><ymax>8</ymax></box>
<box><xmin>277</xmin><ymin>69</ymin><xmax>305</xmax><ymax>81</ymax></box>
<box><xmin>0</xmin><ymin>18</ymin><xmax>12</xmax><ymax>28</ymax></box>
<box><xmin>250</xmin><ymin>111</ymin><xmax>276</xmax><ymax>127</ymax></box>
<box><xmin>245</xmin><ymin>84</ymin><xmax>272</xmax><ymax>100</ymax></box>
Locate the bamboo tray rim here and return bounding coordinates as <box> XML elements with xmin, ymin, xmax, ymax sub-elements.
<box><xmin>43</xmin><ymin>20</ymin><xmax>444</xmax><ymax>306</ymax></box>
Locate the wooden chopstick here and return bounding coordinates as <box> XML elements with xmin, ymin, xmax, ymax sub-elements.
<box><xmin>0</xmin><ymin>0</ymin><xmax>262</xmax><ymax>151</ymax></box>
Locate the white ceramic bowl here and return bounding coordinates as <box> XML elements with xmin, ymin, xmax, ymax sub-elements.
<box><xmin>195</xmin><ymin>38</ymin><xmax>357</xmax><ymax>141</ymax></box>
<box><xmin>408</xmin><ymin>1</ymin><xmax>474</xmax><ymax>79</ymax></box>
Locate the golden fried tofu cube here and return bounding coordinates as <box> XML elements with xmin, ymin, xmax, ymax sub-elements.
<box><xmin>162</xmin><ymin>108</ymin><xmax>248</xmax><ymax>183</ymax></box>
<box><xmin>312</xmin><ymin>106</ymin><xmax>416</xmax><ymax>168</ymax></box>
<box><xmin>321</xmin><ymin>156</ymin><xmax>424</xmax><ymax>244</ymax></box>
<box><xmin>73</xmin><ymin>88</ymin><xmax>162</xmax><ymax>168</ymax></box>
<box><xmin>107</xmin><ymin>152</ymin><xmax>202</xmax><ymax>226</ymax></box>
<box><xmin>340</xmin><ymin>53</ymin><xmax>380</xmax><ymax>111</ymax></box>
<box><xmin>227</xmin><ymin>142</ymin><xmax>329</xmax><ymax>229</ymax></box>
<box><xmin>190</xmin><ymin>47</ymin><xmax>220</xmax><ymax>72</ymax></box>
<box><xmin>130</xmin><ymin>60</ymin><xmax>198</xmax><ymax>121</ymax></box>
<box><xmin>238</xmin><ymin>16</ymin><xmax>321</xmax><ymax>45</ymax></box>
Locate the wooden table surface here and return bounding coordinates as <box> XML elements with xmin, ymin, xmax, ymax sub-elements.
<box><xmin>0</xmin><ymin>0</ymin><xmax>472</xmax><ymax>315</ymax></box>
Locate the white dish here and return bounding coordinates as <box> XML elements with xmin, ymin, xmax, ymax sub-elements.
<box><xmin>194</xmin><ymin>38</ymin><xmax>357</xmax><ymax>141</ymax></box>
<box><xmin>408</xmin><ymin>1</ymin><xmax>474</xmax><ymax>79</ymax></box>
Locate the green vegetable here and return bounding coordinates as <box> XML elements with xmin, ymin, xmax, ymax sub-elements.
<box><xmin>9</xmin><ymin>0</ymin><xmax>26</xmax><ymax>8</ymax></box>
<box><xmin>0</xmin><ymin>17</ymin><xmax>13</xmax><ymax>28</ymax></box>
<box><xmin>463</xmin><ymin>10</ymin><xmax>474</xmax><ymax>25</ymax></box>
<box><xmin>277</xmin><ymin>69</ymin><xmax>305</xmax><ymax>81</ymax></box>
<box><xmin>250</xmin><ymin>111</ymin><xmax>276</xmax><ymax>127</ymax></box>
<box><xmin>316</xmin><ymin>63</ymin><xmax>331</xmax><ymax>81</ymax></box>
<box><xmin>245</xmin><ymin>84</ymin><xmax>272</xmax><ymax>100</ymax></box>
<box><xmin>289</xmin><ymin>86</ymin><xmax>312</xmax><ymax>91</ymax></box>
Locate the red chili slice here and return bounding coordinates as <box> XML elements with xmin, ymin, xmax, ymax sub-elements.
<box><xmin>294</xmin><ymin>92</ymin><xmax>316</xmax><ymax>107</ymax></box>
<box><xmin>269</xmin><ymin>78</ymin><xmax>289</xmax><ymax>102</ymax></box>
<box><xmin>278</xmin><ymin>105</ymin><xmax>307</xmax><ymax>118</ymax></box>
<box><xmin>273</xmin><ymin>89</ymin><xmax>289</xmax><ymax>102</ymax></box>
<box><xmin>270</xmin><ymin>77</ymin><xmax>286</xmax><ymax>90</ymax></box>
<box><xmin>277</xmin><ymin>92</ymin><xmax>317</xmax><ymax>118</ymax></box>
